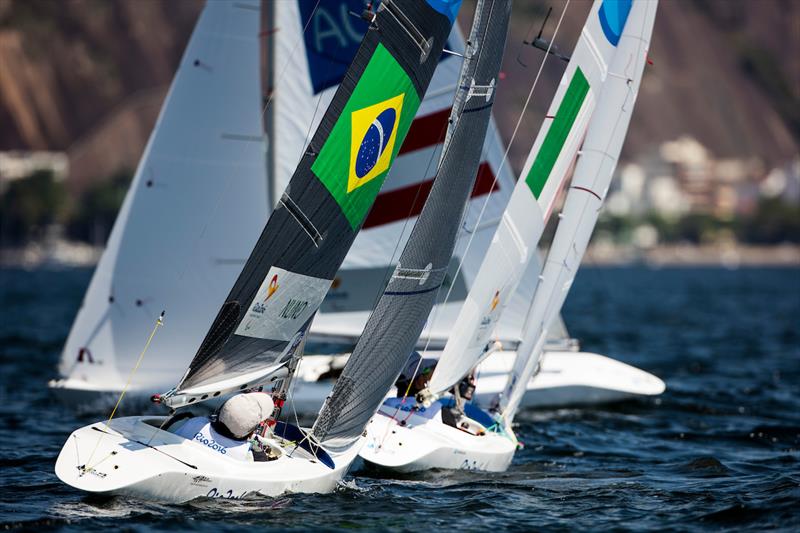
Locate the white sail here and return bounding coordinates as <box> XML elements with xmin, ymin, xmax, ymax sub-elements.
<box><xmin>54</xmin><ymin>0</ymin><xmax>569</xmax><ymax>398</ymax></box>
<box><xmin>501</xmin><ymin>0</ymin><xmax>658</xmax><ymax>421</ymax></box>
<box><xmin>428</xmin><ymin>0</ymin><xmax>619</xmax><ymax>395</ymax></box>
<box><xmin>56</xmin><ymin>1</ymin><xmax>267</xmax><ymax>392</ymax></box>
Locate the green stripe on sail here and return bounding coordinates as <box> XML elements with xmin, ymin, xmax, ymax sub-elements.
<box><xmin>525</xmin><ymin>67</ymin><xmax>589</xmax><ymax>199</ymax></box>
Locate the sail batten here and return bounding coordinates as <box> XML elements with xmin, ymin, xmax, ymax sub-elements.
<box><xmin>312</xmin><ymin>0</ymin><xmax>512</xmax><ymax>449</ymax></box>
<box><xmin>168</xmin><ymin>0</ymin><xmax>462</xmax><ymax>404</ymax></box>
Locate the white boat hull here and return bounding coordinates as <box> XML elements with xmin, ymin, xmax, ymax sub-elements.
<box><xmin>358</xmin><ymin>402</ymin><xmax>516</xmax><ymax>473</ymax></box>
<box><xmin>54</xmin><ymin>416</ymin><xmax>359</xmax><ymax>503</ymax></box>
<box><xmin>50</xmin><ymin>351</ymin><xmax>666</xmax><ymax>416</ymax></box>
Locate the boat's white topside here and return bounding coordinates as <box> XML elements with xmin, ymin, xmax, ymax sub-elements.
<box><xmin>55</xmin><ymin>416</ymin><xmax>359</xmax><ymax>503</ymax></box>
<box><xmin>359</xmin><ymin>400</ymin><xmax>516</xmax><ymax>473</ymax></box>
<box><xmin>51</xmin><ymin>351</ymin><xmax>665</xmax><ymax>415</ymax></box>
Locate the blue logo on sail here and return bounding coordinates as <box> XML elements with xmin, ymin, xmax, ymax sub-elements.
<box><xmin>299</xmin><ymin>0</ymin><xmax>452</xmax><ymax>94</ymax></box>
<box><xmin>355</xmin><ymin>108</ymin><xmax>396</xmax><ymax>178</ymax></box>
<box><xmin>598</xmin><ymin>0</ymin><xmax>632</xmax><ymax>46</ymax></box>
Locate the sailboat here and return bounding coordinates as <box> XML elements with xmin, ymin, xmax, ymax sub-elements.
<box><xmin>50</xmin><ymin>0</ymin><xmax>662</xmax><ymax>414</ymax></box>
<box><xmin>312</xmin><ymin>0</ymin><xmax>512</xmax><ymax>466</ymax></box>
<box><xmin>496</xmin><ymin>0</ymin><xmax>661</xmax><ymax>426</ymax></box>
<box><xmin>359</xmin><ymin>0</ymin><xmax>659</xmax><ymax>473</ymax></box>
<box><xmin>54</xmin><ymin>0</ymin><xmax>463</xmax><ymax>502</ymax></box>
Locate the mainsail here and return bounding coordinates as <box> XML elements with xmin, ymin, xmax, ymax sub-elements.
<box><xmin>57</xmin><ymin>1</ymin><xmax>269</xmax><ymax>391</ymax></box>
<box><xmin>166</xmin><ymin>0</ymin><xmax>463</xmax><ymax>405</ymax></box>
<box><xmin>500</xmin><ymin>0</ymin><xmax>658</xmax><ymax>421</ymax></box>
<box><xmin>312</xmin><ymin>0</ymin><xmax>512</xmax><ymax>449</ymax></box>
<box><xmin>427</xmin><ymin>0</ymin><xmax>622</xmax><ymax>396</ymax></box>
<box><xmin>270</xmin><ymin>1</ymin><xmax>527</xmax><ymax>347</ymax></box>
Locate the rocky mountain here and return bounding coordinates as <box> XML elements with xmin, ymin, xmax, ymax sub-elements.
<box><xmin>0</xmin><ymin>0</ymin><xmax>797</xmax><ymax>190</ymax></box>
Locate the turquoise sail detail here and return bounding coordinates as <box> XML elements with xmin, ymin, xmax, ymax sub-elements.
<box><xmin>426</xmin><ymin>0</ymin><xmax>463</xmax><ymax>23</ymax></box>
<box><xmin>598</xmin><ymin>0</ymin><xmax>632</xmax><ymax>46</ymax></box>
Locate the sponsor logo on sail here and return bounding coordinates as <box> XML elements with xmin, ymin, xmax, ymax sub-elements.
<box><xmin>236</xmin><ymin>266</ymin><xmax>333</xmax><ymax>341</ymax></box>
<box><xmin>349</xmin><ymin>94</ymin><xmax>404</xmax><ymax>193</ymax></box>
<box><xmin>253</xmin><ymin>275</ymin><xmax>280</xmax><ymax>314</ymax></box>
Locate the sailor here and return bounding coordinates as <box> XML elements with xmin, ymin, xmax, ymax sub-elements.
<box><xmin>441</xmin><ymin>371</ymin><xmax>477</xmax><ymax>430</ymax></box>
<box><xmin>170</xmin><ymin>392</ymin><xmax>274</xmax><ymax>461</ymax></box>
<box><xmin>395</xmin><ymin>351</ymin><xmax>438</xmax><ymax>398</ymax></box>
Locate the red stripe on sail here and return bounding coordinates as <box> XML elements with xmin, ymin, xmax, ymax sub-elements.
<box><xmin>398</xmin><ymin>108</ymin><xmax>452</xmax><ymax>155</ymax></box>
<box><xmin>363</xmin><ymin>162</ymin><xmax>499</xmax><ymax>229</ymax></box>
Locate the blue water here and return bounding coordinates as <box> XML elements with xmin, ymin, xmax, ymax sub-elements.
<box><xmin>1</xmin><ymin>266</ymin><xmax>798</xmax><ymax>530</ymax></box>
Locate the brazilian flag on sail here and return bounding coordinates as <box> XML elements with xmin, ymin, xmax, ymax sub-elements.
<box><xmin>312</xmin><ymin>44</ymin><xmax>421</xmax><ymax>230</ymax></box>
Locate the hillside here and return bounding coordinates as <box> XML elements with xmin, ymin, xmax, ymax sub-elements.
<box><xmin>0</xmin><ymin>0</ymin><xmax>797</xmax><ymax>190</ymax></box>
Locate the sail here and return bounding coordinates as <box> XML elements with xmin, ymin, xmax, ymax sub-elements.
<box><xmin>57</xmin><ymin>1</ymin><xmax>269</xmax><ymax>391</ymax></box>
<box><xmin>312</xmin><ymin>0</ymin><xmax>512</xmax><ymax>449</ymax></box>
<box><xmin>168</xmin><ymin>0</ymin><xmax>463</xmax><ymax>403</ymax></box>
<box><xmin>269</xmin><ymin>2</ymin><xmax>523</xmax><ymax>347</ymax></box>
<box><xmin>501</xmin><ymin>0</ymin><xmax>658</xmax><ymax>421</ymax></box>
<box><xmin>427</xmin><ymin>0</ymin><xmax>620</xmax><ymax>396</ymax></box>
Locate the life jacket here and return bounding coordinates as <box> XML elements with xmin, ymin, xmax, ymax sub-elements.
<box><xmin>174</xmin><ymin>417</ymin><xmax>252</xmax><ymax>461</ymax></box>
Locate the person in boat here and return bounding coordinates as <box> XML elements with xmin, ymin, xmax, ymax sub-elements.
<box><xmin>395</xmin><ymin>351</ymin><xmax>437</xmax><ymax>398</ymax></box>
<box><xmin>441</xmin><ymin>370</ymin><xmax>478</xmax><ymax>430</ymax></box>
<box><xmin>169</xmin><ymin>392</ymin><xmax>276</xmax><ymax>461</ymax></box>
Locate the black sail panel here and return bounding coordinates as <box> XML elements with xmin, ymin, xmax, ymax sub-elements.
<box><xmin>312</xmin><ymin>0</ymin><xmax>512</xmax><ymax>448</ymax></box>
<box><xmin>174</xmin><ymin>0</ymin><xmax>462</xmax><ymax>395</ymax></box>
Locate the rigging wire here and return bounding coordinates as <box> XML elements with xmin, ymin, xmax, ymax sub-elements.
<box><xmin>83</xmin><ymin>312</ymin><xmax>165</xmax><ymax>471</ymax></box>
<box><xmin>375</xmin><ymin>0</ymin><xmax>501</xmax><ymax>448</ymax></box>
<box><xmin>506</xmin><ymin>3</ymin><xmax>653</xmax><ymax>421</ymax></box>
<box><xmin>417</xmin><ymin>0</ymin><xmax>573</xmax><ymax>385</ymax></box>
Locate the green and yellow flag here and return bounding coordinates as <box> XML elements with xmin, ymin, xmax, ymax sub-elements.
<box><xmin>312</xmin><ymin>44</ymin><xmax>421</xmax><ymax>229</ymax></box>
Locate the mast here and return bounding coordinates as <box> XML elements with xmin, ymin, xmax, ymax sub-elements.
<box><xmin>427</xmin><ymin>0</ymin><xmax>619</xmax><ymax>397</ymax></box>
<box><xmin>312</xmin><ymin>0</ymin><xmax>513</xmax><ymax>450</ymax></box>
<box><xmin>163</xmin><ymin>0</ymin><xmax>463</xmax><ymax>409</ymax></box>
<box><xmin>500</xmin><ymin>0</ymin><xmax>658</xmax><ymax>423</ymax></box>
<box><xmin>263</xmin><ymin>0</ymin><xmax>276</xmax><ymax>209</ymax></box>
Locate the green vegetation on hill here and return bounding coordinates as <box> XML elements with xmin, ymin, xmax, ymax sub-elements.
<box><xmin>596</xmin><ymin>199</ymin><xmax>800</xmax><ymax>246</ymax></box>
<box><xmin>0</xmin><ymin>169</ymin><xmax>131</xmax><ymax>246</ymax></box>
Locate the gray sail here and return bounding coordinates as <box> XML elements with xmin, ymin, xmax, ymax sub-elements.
<box><xmin>312</xmin><ymin>0</ymin><xmax>512</xmax><ymax>448</ymax></box>
<box><xmin>169</xmin><ymin>0</ymin><xmax>463</xmax><ymax>402</ymax></box>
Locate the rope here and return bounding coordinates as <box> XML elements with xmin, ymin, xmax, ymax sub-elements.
<box><xmin>83</xmin><ymin>312</ymin><xmax>164</xmax><ymax>471</ymax></box>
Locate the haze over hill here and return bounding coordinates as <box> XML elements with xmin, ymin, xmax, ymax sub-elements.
<box><xmin>0</xmin><ymin>0</ymin><xmax>797</xmax><ymax>186</ymax></box>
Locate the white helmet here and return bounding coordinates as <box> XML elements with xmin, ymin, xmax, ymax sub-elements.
<box><xmin>217</xmin><ymin>392</ymin><xmax>275</xmax><ymax>438</ymax></box>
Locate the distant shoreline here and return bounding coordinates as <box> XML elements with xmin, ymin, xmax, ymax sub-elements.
<box><xmin>1</xmin><ymin>242</ymin><xmax>799</xmax><ymax>270</ymax></box>
<box><xmin>584</xmin><ymin>243</ymin><xmax>800</xmax><ymax>267</ymax></box>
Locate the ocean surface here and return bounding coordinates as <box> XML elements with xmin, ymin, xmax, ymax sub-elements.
<box><xmin>1</xmin><ymin>266</ymin><xmax>798</xmax><ymax>531</ymax></box>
